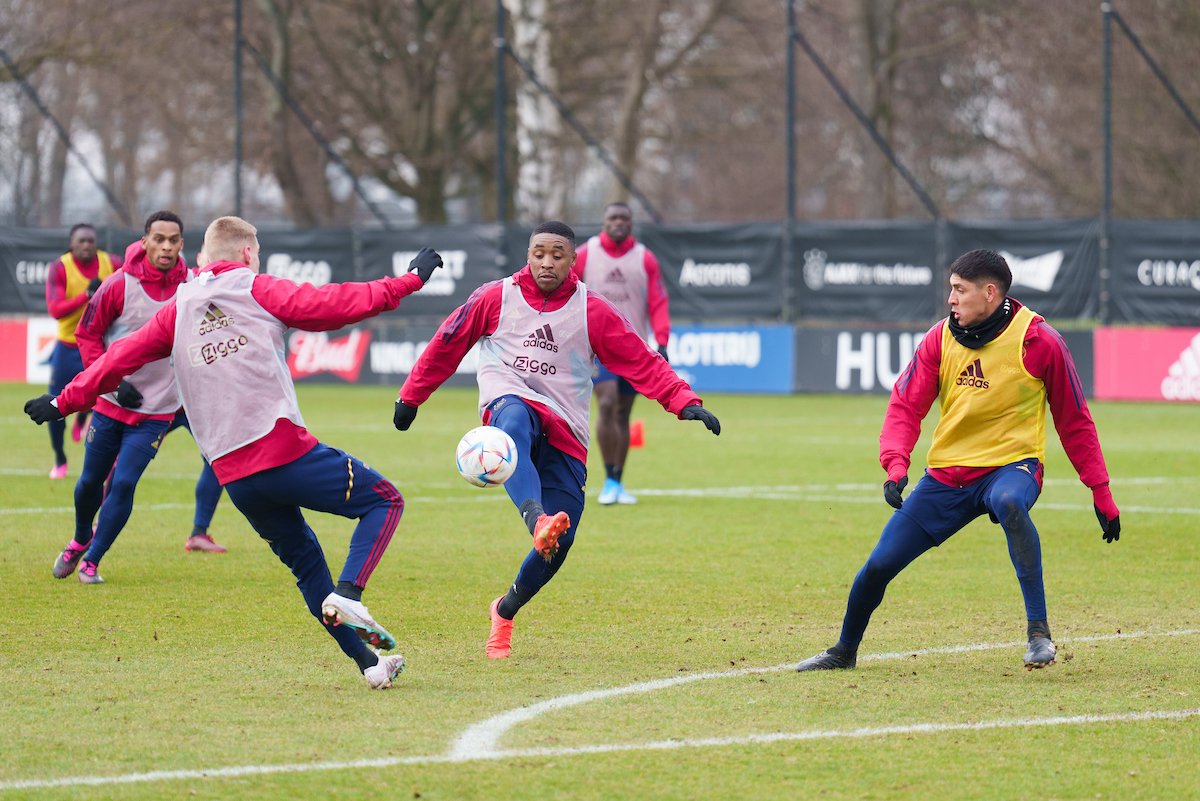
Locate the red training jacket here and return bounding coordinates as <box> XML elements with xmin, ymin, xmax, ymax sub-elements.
<box><xmin>880</xmin><ymin>299</ymin><xmax>1118</xmax><ymax>518</ymax></box>
<box><xmin>56</xmin><ymin>261</ymin><xmax>425</xmax><ymax>484</ymax></box>
<box><xmin>571</xmin><ymin>230</ymin><xmax>671</xmax><ymax>347</ymax></box>
<box><xmin>399</xmin><ymin>264</ymin><xmax>701</xmax><ymax>463</ymax></box>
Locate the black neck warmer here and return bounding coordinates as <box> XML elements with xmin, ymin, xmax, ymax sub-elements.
<box><xmin>948</xmin><ymin>297</ymin><xmax>1013</xmax><ymax>350</ymax></box>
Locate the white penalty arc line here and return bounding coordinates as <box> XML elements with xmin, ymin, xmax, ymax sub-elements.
<box><xmin>1</xmin><ymin>629</ymin><xmax>1195</xmax><ymax>792</ymax></box>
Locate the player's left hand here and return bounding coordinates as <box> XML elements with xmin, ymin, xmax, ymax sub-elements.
<box><xmin>681</xmin><ymin>404</ymin><xmax>720</xmax><ymax>435</ymax></box>
<box><xmin>883</xmin><ymin>476</ymin><xmax>908</xmax><ymax>509</ymax></box>
<box><xmin>115</xmin><ymin>380</ymin><xmax>143</xmax><ymax>409</ymax></box>
<box><xmin>25</xmin><ymin>394</ymin><xmax>65</xmax><ymax>425</ymax></box>
<box><xmin>408</xmin><ymin>247</ymin><xmax>443</xmax><ymax>284</ymax></box>
<box><xmin>1094</xmin><ymin>506</ymin><xmax>1120</xmax><ymax>543</ymax></box>
<box><xmin>394</xmin><ymin>399</ymin><xmax>418</xmax><ymax>431</ymax></box>
<box><xmin>1092</xmin><ymin>483</ymin><xmax>1120</xmax><ymax>543</ymax></box>
<box><xmin>657</xmin><ymin>345</ymin><xmax>669</xmax><ymax>363</ymax></box>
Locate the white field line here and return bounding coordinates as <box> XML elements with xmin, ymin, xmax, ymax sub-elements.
<box><xmin>450</xmin><ymin>627</ymin><xmax>1200</xmax><ymax>758</ymax></box>
<box><xmin>3</xmin><ymin>629</ymin><xmax>1196</xmax><ymax>793</ymax></box>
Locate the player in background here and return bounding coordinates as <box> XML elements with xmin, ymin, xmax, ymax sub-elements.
<box><xmin>43</xmin><ymin>223</ymin><xmax>121</xmax><ymax>478</ymax></box>
<box><xmin>394</xmin><ymin>221</ymin><xmax>720</xmax><ymax>659</ymax></box>
<box><xmin>26</xmin><ymin>215</ymin><xmax>442</xmax><ymax>690</ymax></box>
<box><xmin>46</xmin><ymin>212</ymin><xmax>227</xmax><ymax>586</ymax></box>
<box><xmin>571</xmin><ymin>202</ymin><xmax>671</xmax><ymax>506</ymax></box>
<box><xmin>796</xmin><ymin>249</ymin><xmax>1121</xmax><ymax>673</ymax></box>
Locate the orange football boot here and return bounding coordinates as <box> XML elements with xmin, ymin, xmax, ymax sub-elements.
<box><xmin>532</xmin><ymin>511</ymin><xmax>570</xmax><ymax>562</ymax></box>
<box><xmin>487</xmin><ymin>596</ymin><xmax>513</xmax><ymax>659</ymax></box>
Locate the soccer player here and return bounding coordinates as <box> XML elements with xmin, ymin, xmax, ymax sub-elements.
<box><xmin>572</xmin><ymin>202</ymin><xmax>671</xmax><ymax>506</ymax></box>
<box><xmin>47</xmin><ymin>212</ymin><xmax>227</xmax><ymax>586</ymax></box>
<box><xmin>26</xmin><ymin>215</ymin><xmax>442</xmax><ymax>689</ymax></box>
<box><xmin>796</xmin><ymin>249</ymin><xmax>1121</xmax><ymax>673</ymax></box>
<box><xmin>43</xmin><ymin>223</ymin><xmax>121</xmax><ymax>478</ymax></box>
<box><xmin>393</xmin><ymin>221</ymin><xmax>720</xmax><ymax>659</ymax></box>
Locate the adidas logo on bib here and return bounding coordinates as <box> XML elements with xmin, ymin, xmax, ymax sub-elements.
<box><xmin>198</xmin><ymin>303</ymin><xmax>236</xmax><ymax>335</ymax></box>
<box><xmin>522</xmin><ymin>324</ymin><xmax>558</xmax><ymax>352</ymax></box>
<box><xmin>956</xmin><ymin>358</ymin><xmax>989</xmax><ymax>388</ymax></box>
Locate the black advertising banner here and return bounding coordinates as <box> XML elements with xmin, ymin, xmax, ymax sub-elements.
<box><xmin>0</xmin><ymin>227</ymin><xmax>70</xmax><ymax>313</ymax></box>
<box><xmin>947</xmin><ymin>218</ymin><xmax>1100</xmax><ymax>319</ymax></box>
<box><xmin>256</xmin><ymin>228</ymin><xmax>355</xmax><ymax>287</ymax></box>
<box><xmin>636</xmin><ymin>222</ymin><xmax>784</xmax><ymax>320</ymax></box>
<box><xmin>793</xmin><ymin>324</ymin><xmax>1094</xmax><ymax>397</ymax></box>
<box><xmin>793</xmin><ymin>221</ymin><xmax>938</xmax><ymax>321</ymax></box>
<box><xmin>357</xmin><ymin>225</ymin><xmax>504</xmax><ymax>319</ymax></box>
<box><xmin>1109</xmin><ymin>219</ymin><xmax>1200</xmax><ymax>325</ymax></box>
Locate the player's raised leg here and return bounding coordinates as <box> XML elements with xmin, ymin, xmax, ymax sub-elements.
<box><xmin>223</xmin><ymin>444</ymin><xmax>406</xmax><ymax>681</ymax></box>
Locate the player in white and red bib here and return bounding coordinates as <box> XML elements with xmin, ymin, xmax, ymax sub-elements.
<box><xmin>572</xmin><ymin>202</ymin><xmax>672</xmax><ymax>506</ymax></box>
<box><xmin>26</xmin><ymin>216</ymin><xmax>442</xmax><ymax>690</ymax></box>
<box><xmin>394</xmin><ymin>221</ymin><xmax>720</xmax><ymax>659</ymax></box>
<box><xmin>48</xmin><ymin>211</ymin><xmax>227</xmax><ymax>586</ymax></box>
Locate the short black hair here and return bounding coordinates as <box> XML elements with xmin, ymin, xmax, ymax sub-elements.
<box><xmin>144</xmin><ymin>210</ymin><xmax>184</xmax><ymax>235</ymax></box>
<box><xmin>603</xmin><ymin>202</ymin><xmax>632</xmax><ymax>215</ymax></box>
<box><xmin>950</xmin><ymin>249</ymin><xmax>1012</xmax><ymax>296</ymax></box>
<box><xmin>531</xmin><ymin>220</ymin><xmax>576</xmax><ymax>248</ymax></box>
<box><xmin>68</xmin><ymin>223</ymin><xmax>96</xmax><ymax>240</ymax></box>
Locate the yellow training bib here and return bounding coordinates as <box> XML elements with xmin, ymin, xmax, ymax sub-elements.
<box><xmin>927</xmin><ymin>305</ymin><xmax>1046</xmax><ymax>469</ymax></box>
<box><xmin>56</xmin><ymin>251</ymin><xmax>115</xmax><ymax>344</ymax></box>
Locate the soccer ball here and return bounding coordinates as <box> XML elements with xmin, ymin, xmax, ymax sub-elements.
<box><xmin>456</xmin><ymin>426</ymin><xmax>518</xmax><ymax>487</ymax></box>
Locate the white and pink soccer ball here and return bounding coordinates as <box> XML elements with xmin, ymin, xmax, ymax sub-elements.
<box><xmin>455</xmin><ymin>426</ymin><xmax>518</xmax><ymax>487</ymax></box>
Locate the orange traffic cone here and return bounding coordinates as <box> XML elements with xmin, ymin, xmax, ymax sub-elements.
<box><xmin>629</xmin><ymin>419</ymin><xmax>645</xmax><ymax>449</ymax></box>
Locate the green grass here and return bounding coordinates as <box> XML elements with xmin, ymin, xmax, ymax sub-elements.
<box><xmin>1</xmin><ymin>382</ymin><xmax>1198</xmax><ymax>799</ymax></box>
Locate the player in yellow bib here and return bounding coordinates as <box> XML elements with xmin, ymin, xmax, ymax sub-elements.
<box><xmin>44</xmin><ymin>224</ymin><xmax>120</xmax><ymax>478</ymax></box>
<box><xmin>797</xmin><ymin>250</ymin><xmax>1121</xmax><ymax>673</ymax></box>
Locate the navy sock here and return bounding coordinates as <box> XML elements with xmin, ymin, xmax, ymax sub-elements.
<box><xmin>519</xmin><ymin>498</ymin><xmax>544</xmax><ymax>535</ymax></box>
<box><xmin>336</xmin><ymin>580</ymin><xmax>363</xmax><ymax>602</ymax></box>
<box><xmin>353</xmin><ymin>648</ymin><xmax>379</xmax><ymax>673</ymax></box>
<box><xmin>497</xmin><ymin>580</ymin><xmax>536</xmax><ymax>620</ymax></box>
<box><xmin>190</xmin><ymin>524</ymin><xmax>208</xmax><ymax>539</ymax></box>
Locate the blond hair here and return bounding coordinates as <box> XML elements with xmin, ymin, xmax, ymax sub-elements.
<box><xmin>202</xmin><ymin>216</ymin><xmax>258</xmax><ymax>264</ymax></box>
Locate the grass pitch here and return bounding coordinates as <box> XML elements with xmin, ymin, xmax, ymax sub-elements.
<box><xmin>1</xmin><ymin>382</ymin><xmax>1197</xmax><ymax>799</ymax></box>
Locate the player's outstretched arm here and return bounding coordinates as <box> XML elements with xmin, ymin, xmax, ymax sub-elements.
<box><xmin>680</xmin><ymin>404</ymin><xmax>720</xmax><ymax>435</ymax></box>
<box><xmin>256</xmin><ymin>248</ymin><xmax>440</xmax><ymax>332</ymax></box>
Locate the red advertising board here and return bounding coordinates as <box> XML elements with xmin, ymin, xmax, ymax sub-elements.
<box><xmin>0</xmin><ymin>320</ymin><xmax>26</xmax><ymax>381</ymax></box>
<box><xmin>1094</xmin><ymin>327</ymin><xmax>1200</xmax><ymax>402</ymax></box>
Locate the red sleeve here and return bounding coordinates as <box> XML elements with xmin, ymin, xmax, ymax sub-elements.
<box><xmin>57</xmin><ymin>303</ymin><xmax>177</xmax><ymax>415</ymax></box>
<box><xmin>1023</xmin><ymin>321</ymin><xmax>1111</xmax><ymax>491</ymax></box>
<box><xmin>399</xmin><ymin>280</ymin><xmax>503</xmax><ymax>406</ymax></box>
<box><xmin>570</xmin><ymin>244</ymin><xmax>587</xmax><ymax>283</ymax></box>
<box><xmin>45</xmin><ymin>259</ymin><xmax>88</xmax><ymax>320</ymax></box>
<box><xmin>75</xmin><ymin>273</ymin><xmax>126</xmax><ymax>367</ymax></box>
<box><xmin>587</xmin><ymin>290</ymin><xmax>700</xmax><ymax>416</ymax></box>
<box><xmin>643</xmin><ymin>249</ymin><xmax>670</xmax><ymax>347</ymax></box>
<box><xmin>879</xmin><ymin>320</ymin><xmax>944</xmax><ymax>481</ymax></box>
<box><xmin>251</xmin><ymin>272</ymin><xmax>424</xmax><ymax>331</ymax></box>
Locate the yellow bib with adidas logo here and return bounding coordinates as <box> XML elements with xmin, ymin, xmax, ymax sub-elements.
<box><xmin>926</xmin><ymin>305</ymin><xmax>1046</xmax><ymax>468</ymax></box>
<box><xmin>57</xmin><ymin>251</ymin><xmax>115</xmax><ymax>344</ymax></box>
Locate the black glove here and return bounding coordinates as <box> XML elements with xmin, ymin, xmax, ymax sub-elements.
<box><xmin>24</xmin><ymin>394</ymin><xmax>65</xmax><ymax>425</ymax></box>
<box><xmin>680</xmin><ymin>404</ymin><xmax>720</xmax><ymax>435</ymax></box>
<box><xmin>407</xmin><ymin>247</ymin><xmax>443</xmax><ymax>284</ymax></box>
<box><xmin>115</xmin><ymin>380</ymin><xmax>143</xmax><ymax>409</ymax></box>
<box><xmin>1095</xmin><ymin>505</ymin><xmax>1121</xmax><ymax>543</ymax></box>
<box><xmin>884</xmin><ymin>476</ymin><xmax>908</xmax><ymax>509</ymax></box>
<box><xmin>394</xmin><ymin>399</ymin><xmax>418</xmax><ymax>431</ymax></box>
<box><xmin>657</xmin><ymin>345</ymin><xmax>669</xmax><ymax>363</ymax></box>
<box><xmin>86</xmin><ymin>277</ymin><xmax>102</xmax><ymax>297</ymax></box>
